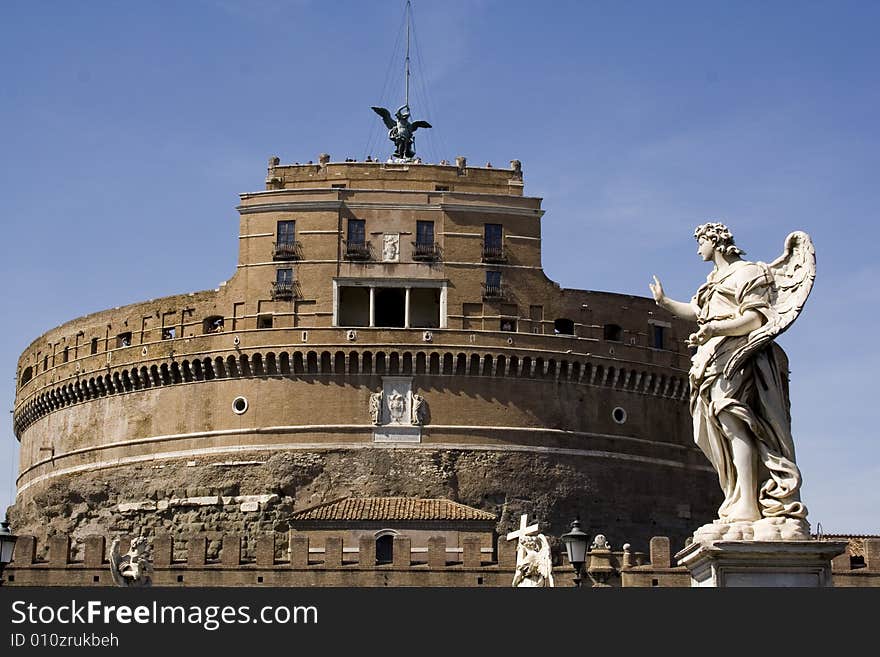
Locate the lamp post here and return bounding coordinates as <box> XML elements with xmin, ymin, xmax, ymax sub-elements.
<box><xmin>561</xmin><ymin>519</ymin><xmax>589</xmax><ymax>588</ymax></box>
<box><xmin>0</xmin><ymin>518</ymin><xmax>18</xmax><ymax>587</ymax></box>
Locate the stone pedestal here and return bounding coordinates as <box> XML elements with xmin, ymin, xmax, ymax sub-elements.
<box><xmin>676</xmin><ymin>540</ymin><xmax>847</xmax><ymax>587</ymax></box>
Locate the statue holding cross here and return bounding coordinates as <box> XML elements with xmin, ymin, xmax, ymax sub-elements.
<box><xmin>507</xmin><ymin>513</ymin><xmax>554</xmax><ymax>588</ymax></box>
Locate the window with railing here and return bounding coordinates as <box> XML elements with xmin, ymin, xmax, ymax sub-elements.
<box><xmin>412</xmin><ymin>220</ymin><xmax>439</xmax><ymax>260</ymax></box>
<box><xmin>345</xmin><ymin>219</ymin><xmax>370</xmax><ymax>259</ymax></box>
<box><xmin>274</xmin><ymin>220</ymin><xmax>300</xmax><ymax>260</ymax></box>
<box><xmin>483</xmin><ymin>270</ymin><xmax>503</xmax><ymax>298</ymax></box>
<box><xmin>272</xmin><ymin>268</ymin><xmax>298</xmax><ymax>300</ymax></box>
<box><xmin>482</xmin><ymin>223</ymin><xmax>505</xmax><ymax>262</ymax></box>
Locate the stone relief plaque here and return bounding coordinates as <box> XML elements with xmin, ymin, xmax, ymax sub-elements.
<box><xmin>382</xmin><ymin>233</ymin><xmax>400</xmax><ymax>262</ymax></box>
<box><xmin>373</xmin><ymin>376</ymin><xmax>420</xmax><ymax>443</ymax></box>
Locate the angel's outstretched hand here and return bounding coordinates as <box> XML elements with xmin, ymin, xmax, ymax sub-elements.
<box><xmin>649</xmin><ymin>275</ymin><xmax>665</xmax><ymax>305</ymax></box>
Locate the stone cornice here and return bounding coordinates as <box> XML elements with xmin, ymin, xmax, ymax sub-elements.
<box><xmin>236</xmin><ymin>200</ymin><xmax>543</xmax><ymax>217</ymax></box>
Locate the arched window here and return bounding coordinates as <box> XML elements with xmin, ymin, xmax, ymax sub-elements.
<box><xmin>203</xmin><ymin>315</ymin><xmax>224</xmax><ymax>334</ymax></box>
<box><xmin>603</xmin><ymin>324</ymin><xmax>623</xmax><ymax>342</ymax></box>
<box><xmin>554</xmin><ymin>318</ymin><xmax>575</xmax><ymax>335</ymax></box>
<box><xmin>20</xmin><ymin>366</ymin><xmax>33</xmax><ymax>387</ymax></box>
<box><xmin>375</xmin><ymin>533</ymin><xmax>397</xmax><ymax>564</ymax></box>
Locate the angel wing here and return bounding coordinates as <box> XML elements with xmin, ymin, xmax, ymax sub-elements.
<box><xmin>109</xmin><ymin>537</ymin><xmax>126</xmax><ymax>587</ymax></box>
<box><xmin>371</xmin><ymin>106</ymin><xmax>396</xmax><ymax>130</ymax></box>
<box><xmin>410</xmin><ymin>120</ymin><xmax>432</xmax><ymax>131</ymax></box>
<box><xmin>723</xmin><ymin>231</ymin><xmax>816</xmax><ymax>377</ymax></box>
<box><xmin>537</xmin><ymin>535</ymin><xmax>555</xmax><ymax>587</ymax></box>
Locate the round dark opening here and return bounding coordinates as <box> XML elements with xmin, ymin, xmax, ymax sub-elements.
<box><xmin>232</xmin><ymin>396</ymin><xmax>248</xmax><ymax>415</ymax></box>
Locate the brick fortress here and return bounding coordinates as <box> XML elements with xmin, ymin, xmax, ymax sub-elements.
<box><xmin>8</xmin><ymin>154</ymin><xmax>769</xmax><ymax>585</ymax></box>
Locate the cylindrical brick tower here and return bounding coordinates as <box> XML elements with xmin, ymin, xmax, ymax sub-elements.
<box><xmin>11</xmin><ymin>158</ymin><xmax>719</xmax><ymax>560</ymax></box>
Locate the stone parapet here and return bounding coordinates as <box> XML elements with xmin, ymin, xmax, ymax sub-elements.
<box><xmin>6</xmin><ymin>533</ymin><xmax>876</xmax><ymax>588</ymax></box>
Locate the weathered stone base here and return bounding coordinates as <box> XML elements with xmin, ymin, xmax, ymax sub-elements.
<box><xmin>7</xmin><ymin>447</ymin><xmax>719</xmax><ymax>560</ymax></box>
<box><xmin>676</xmin><ymin>540</ymin><xmax>848</xmax><ymax>587</ymax></box>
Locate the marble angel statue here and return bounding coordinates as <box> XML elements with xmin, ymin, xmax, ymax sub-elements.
<box><xmin>109</xmin><ymin>536</ymin><xmax>153</xmax><ymax>587</ymax></box>
<box><xmin>512</xmin><ymin>534</ymin><xmax>555</xmax><ymax>587</ymax></box>
<box><xmin>649</xmin><ymin>223</ymin><xmax>816</xmax><ymax>542</ymax></box>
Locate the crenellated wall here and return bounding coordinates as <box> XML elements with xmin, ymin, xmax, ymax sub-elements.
<box><xmin>7</xmin><ymin>533</ymin><xmax>876</xmax><ymax>588</ymax></box>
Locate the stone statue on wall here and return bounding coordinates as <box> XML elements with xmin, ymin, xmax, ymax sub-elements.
<box><xmin>650</xmin><ymin>223</ymin><xmax>816</xmax><ymax>543</ymax></box>
<box><xmin>109</xmin><ymin>536</ymin><xmax>153</xmax><ymax>587</ymax></box>
<box><xmin>387</xmin><ymin>391</ymin><xmax>406</xmax><ymax>424</ymax></box>
<box><xmin>369</xmin><ymin>391</ymin><xmax>383</xmax><ymax>426</ymax></box>
<box><xmin>512</xmin><ymin>534</ymin><xmax>554</xmax><ymax>588</ymax></box>
<box><xmin>371</xmin><ymin>105</ymin><xmax>432</xmax><ymax>161</ymax></box>
<box><xmin>410</xmin><ymin>393</ymin><xmax>427</xmax><ymax>425</ymax></box>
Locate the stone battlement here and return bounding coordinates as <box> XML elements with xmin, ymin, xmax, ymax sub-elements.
<box><xmin>8</xmin><ymin>533</ymin><xmax>876</xmax><ymax>587</ymax></box>
<box><xmin>263</xmin><ymin>155</ymin><xmax>524</xmax><ymax>195</ymax></box>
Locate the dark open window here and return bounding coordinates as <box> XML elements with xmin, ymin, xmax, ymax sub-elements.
<box><xmin>375</xmin><ymin>288</ymin><xmax>406</xmax><ymax>327</ymax></box>
<box><xmin>652</xmin><ymin>325</ymin><xmax>665</xmax><ymax>349</ymax></box>
<box><xmin>376</xmin><ymin>535</ymin><xmax>394</xmax><ymax>564</ymax></box>
<box><xmin>116</xmin><ymin>332</ymin><xmax>132</xmax><ymax>348</ymax></box>
<box><xmin>604</xmin><ymin>324</ymin><xmax>623</xmax><ymax>342</ymax></box>
<box><xmin>20</xmin><ymin>366</ymin><xmax>33</xmax><ymax>387</ymax></box>
<box><xmin>257</xmin><ymin>314</ymin><xmax>273</xmax><ymax>329</ymax></box>
<box><xmin>90</xmin><ymin>337</ymin><xmax>99</xmax><ymax>354</ymax></box>
<box><xmin>554</xmin><ymin>318</ymin><xmax>575</xmax><ymax>335</ymax></box>
<box><xmin>203</xmin><ymin>316</ymin><xmax>224</xmax><ymax>334</ymax></box>
<box><xmin>63</xmin><ymin>346</ymin><xmax>69</xmax><ymax>363</ymax></box>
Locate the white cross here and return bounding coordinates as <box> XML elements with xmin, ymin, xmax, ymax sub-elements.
<box><xmin>506</xmin><ymin>513</ymin><xmax>540</xmax><ymax>542</ymax></box>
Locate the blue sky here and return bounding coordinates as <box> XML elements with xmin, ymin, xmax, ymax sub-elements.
<box><xmin>1</xmin><ymin>1</ymin><xmax>877</xmax><ymax>534</ymax></box>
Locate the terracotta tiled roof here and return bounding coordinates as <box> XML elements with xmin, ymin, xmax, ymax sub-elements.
<box><xmin>290</xmin><ymin>497</ymin><xmax>496</xmax><ymax>522</ymax></box>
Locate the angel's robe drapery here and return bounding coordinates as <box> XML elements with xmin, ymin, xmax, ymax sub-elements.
<box><xmin>689</xmin><ymin>260</ymin><xmax>807</xmax><ymax>522</ymax></box>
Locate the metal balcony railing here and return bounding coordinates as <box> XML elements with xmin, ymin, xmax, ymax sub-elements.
<box><xmin>411</xmin><ymin>241</ymin><xmax>440</xmax><ymax>261</ymax></box>
<box><xmin>271</xmin><ymin>280</ymin><xmax>301</xmax><ymax>301</ymax></box>
<box><xmin>344</xmin><ymin>240</ymin><xmax>372</xmax><ymax>260</ymax></box>
<box><xmin>273</xmin><ymin>241</ymin><xmax>302</xmax><ymax>260</ymax></box>
<box><xmin>481</xmin><ymin>243</ymin><xmax>506</xmax><ymax>263</ymax></box>
<box><xmin>482</xmin><ymin>283</ymin><xmax>505</xmax><ymax>299</ymax></box>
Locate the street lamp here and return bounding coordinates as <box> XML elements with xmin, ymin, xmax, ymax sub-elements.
<box><xmin>0</xmin><ymin>518</ymin><xmax>17</xmax><ymax>587</ymax></box>
<box><xmin>561</xmin><ymin>518</ymin><xmax>589</xmax><ymax>588</ymax></box>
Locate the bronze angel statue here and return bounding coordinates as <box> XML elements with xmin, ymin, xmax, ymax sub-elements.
<box><xmin>650</xmin><ymin>223</ymin><xmax>816</xmax><ymax>543</ymax></box>
<box><xmin>371</xmin><ymin>104</ymin><xmax>432</xmax><ymax>160</ymax></box>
